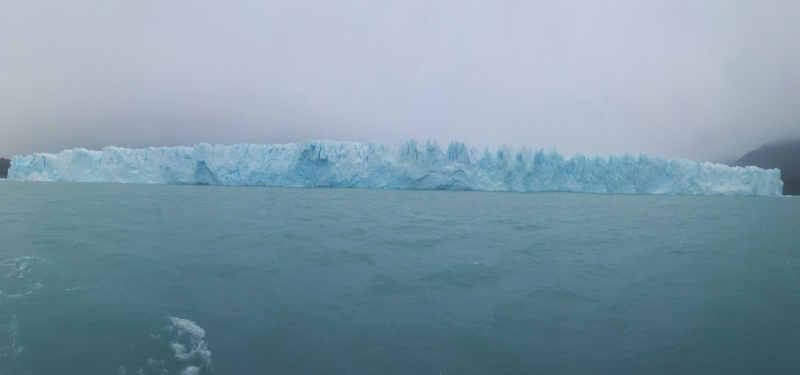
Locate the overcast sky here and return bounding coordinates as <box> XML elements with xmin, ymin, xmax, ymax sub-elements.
<box><xmin>1</xmin><ymin>1</ymin><xmax>799</xmax><ymax>161</ymax></box>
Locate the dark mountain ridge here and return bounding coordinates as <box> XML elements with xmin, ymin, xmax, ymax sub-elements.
<box><xmin>733</xmin><ymin>139</ymin><xmax>800</xmax><ymax>195</ymax></box>
<box><xmin>0</xmin><ymin>158</ymin><xmax>10</xmax><ymax>179</ymax></box>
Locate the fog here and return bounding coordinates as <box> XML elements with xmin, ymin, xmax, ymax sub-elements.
<box><xmin>2</xmin><ymin>0</ymin><xmax>799</xmax><ymax>162</ymax></box>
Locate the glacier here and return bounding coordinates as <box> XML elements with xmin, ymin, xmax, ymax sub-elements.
<box><xmin>7</xmin><ymin>140</ymin><xmax>784</xmax><ymax>196</ymax></box>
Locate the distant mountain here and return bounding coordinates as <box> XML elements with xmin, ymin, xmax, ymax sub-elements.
<box><xmin>733</xmin><ymin>140</ymin><xmax>800</xmax><ymax>195</ymax></box>
<box><xmin>0</xmin><ymin>158</ymin><xmax>10</xmax><ymax>179</ymax></box>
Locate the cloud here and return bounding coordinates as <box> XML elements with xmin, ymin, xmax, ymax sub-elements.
<box><xmin>1</xmin><ymin>0</ymin><xmax>798</xmax><ymax>161</ymax></box>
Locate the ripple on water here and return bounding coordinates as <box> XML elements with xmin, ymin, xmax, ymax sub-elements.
<box><xmin>0</xmin><ymin>256</ymin><xmax>49</xmax><ymax>297</ymax></box>
<box><xmin>0</xmin><ymin>314</ymin><xmax>24</xmax><ymax>358</ymax></box>
<box><xmin>0</xmin><ymin>313</ymin><xmax>26</xmax><ymax>375</ymax></box>
<box><xmin>424</xmin><ymin>262</ymin><xmax>501</xmax><ymax>288</ymax></box>
<box><xmin>367</xmin><ymin>274</ymin><xmax>420</xmax><ymax>295</ymax></box>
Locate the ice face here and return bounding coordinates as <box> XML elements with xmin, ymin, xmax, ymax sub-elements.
<box><xmin>8</xmin><ymin>140</ymin><xmax>784</xmax><ymax>196</ymax></box>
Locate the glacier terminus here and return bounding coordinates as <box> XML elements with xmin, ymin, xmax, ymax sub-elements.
<box><xmin>8</xmin><ymin>140</ymin><xmax>784</xmax><ymax>196</ymax></box>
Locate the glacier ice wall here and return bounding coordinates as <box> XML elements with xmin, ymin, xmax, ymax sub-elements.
<box><xmin>8</xmin><ymin>140</ymin><xmax>784</xmax><ymax>196</ymax></box>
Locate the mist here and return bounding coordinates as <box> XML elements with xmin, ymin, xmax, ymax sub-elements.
<box><xmin>2</xmin><ymin>0</ymin><xmax>799</xmax><ymax>162</ymax></box>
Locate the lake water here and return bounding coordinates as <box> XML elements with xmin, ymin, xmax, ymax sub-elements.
<box><xmin>1</xmin><ymin>181</ymin><xmax>798</xmax><ymax>374</ymax></box>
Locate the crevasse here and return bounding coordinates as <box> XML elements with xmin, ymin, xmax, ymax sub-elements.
<box><xmin>8</xmin><ymin>140</ymin><xmax>784</xmax><ymax>196</ymax></box>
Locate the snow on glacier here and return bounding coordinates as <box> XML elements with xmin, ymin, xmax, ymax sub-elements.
<box><xmin>7</xmin><ymin>140</ymin><xmax>784</xmax><ymax>196</ymax></box>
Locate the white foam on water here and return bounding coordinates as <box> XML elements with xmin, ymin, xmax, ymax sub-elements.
<box><xmin>65</xmin><ymin>285</ymin><xmax>101</xmax><ymax>292</ymax></box>
<box><xmin>0</xmin><ymin>315</ymin><xmax>25</xmax><ymax>358</ymax></box>
<box><xmin>167</xmin><ymin>316</ymin><xmax>211</xmax><ymax>372</ymax></box>
<box><xmin>168</xmin><ymin>317</ymin><xmax>206</xmax><ymax>341</ymax></box>
<box><xmin>113</xmin><ymin>317</ymin><xmax>212</xmax><ymax>375</ymax></box>
<box><xmin>145</xmin><ymin>358</ymin><xmax>169</xmax><ymax>374</ymax></box>
<box><xmin>0</xmin><ymin>256</ymin><xmax>48</xmax><ymax>279</ymax></box>
<box><xmin>0</xmin><ymin>256</ymin><xmax>49</xmax><ymax>297</ymax></box>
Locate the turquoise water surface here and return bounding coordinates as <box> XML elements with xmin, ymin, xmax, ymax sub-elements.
<box><xmin>1</xmin><ymin>181</ymin><xmax>798</xmax><ymax>374</ymax></box>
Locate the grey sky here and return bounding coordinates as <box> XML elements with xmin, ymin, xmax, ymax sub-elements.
<box><xmin>1</xmin><ymin>1</ymin><xmax>799</xmax><ymax>161</ymax></box>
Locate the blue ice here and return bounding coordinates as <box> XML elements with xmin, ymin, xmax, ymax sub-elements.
<box><xmin>8</xmin><ymin>140</ymin><xmax>784</xmax><ymax>196</ymax></box>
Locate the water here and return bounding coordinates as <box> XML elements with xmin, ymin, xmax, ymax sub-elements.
<box><xmin>1</xmin><ymin>181</ymin><xmax>798</xmax><ymax>374</ymax></box>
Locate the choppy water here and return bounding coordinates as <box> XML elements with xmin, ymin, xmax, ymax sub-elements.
<box><xmin>0</xmin><ymin>181</ymin><xmax>798</xmax><ymax>374</ymax></box>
